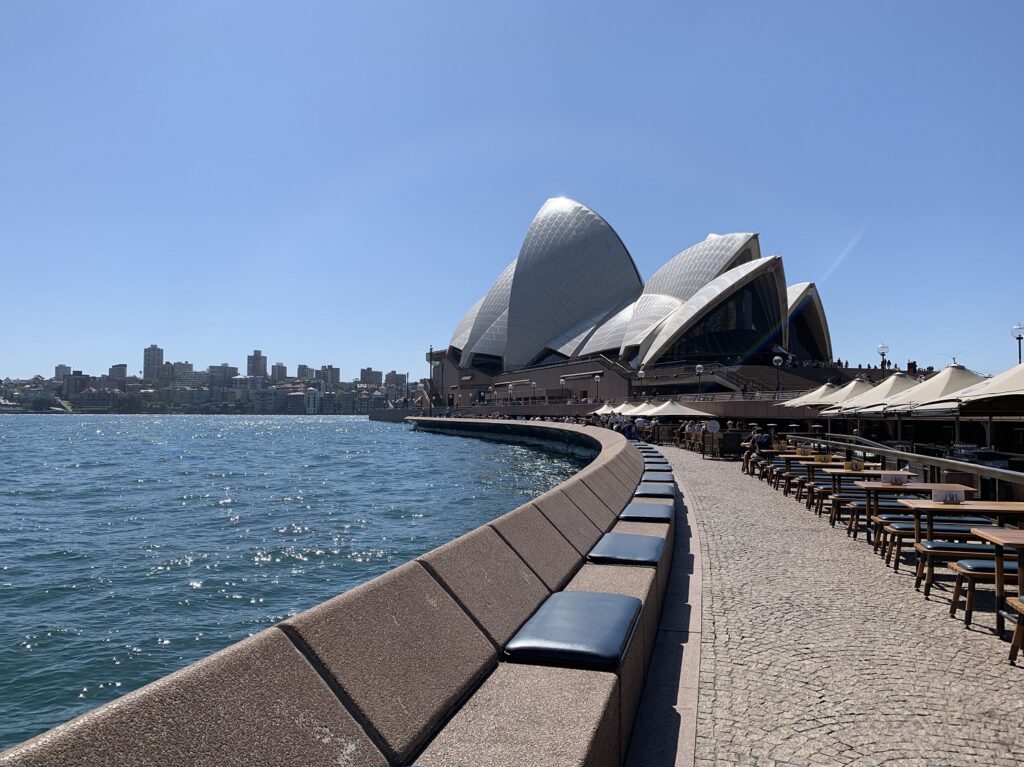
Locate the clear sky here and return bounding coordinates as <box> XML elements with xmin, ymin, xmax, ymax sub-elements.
<box><xmin>2</xmin><ymin>1</ymin><xmax>1021</xmax><ymax>381</ymax></box>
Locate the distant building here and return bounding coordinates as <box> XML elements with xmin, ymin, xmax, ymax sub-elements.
<box><xmin>296</xmin><ymin>364</ymin><xmax>311</xmax><ymax>381</ymax></box>
<box><xmin>232</xmin><ymin>375</ymin><xmax>265</xmax><ymax>400</ymax></box>
<box><xmin>304</xmin><ymin>387</ymin><xmax>322</xmax><ymax>414</ymax></box>
<box><xmin>54</xmin><ymin>364</ymin><xmax>71</xmax><ymax>381</ymax></box>
<box><xmin>321</xmin><ymin>390</ymin><xmax>337</xmax><ymax>414</ymax></box>
<box><xmin>176</xmin><ymin>370</ymin><xmax>210</xmax><ymax>387</ymax></box>
<box><xmin>247</xmin><ymin>349</ymin><xmax>268</xmax><ymax>378</ymax></box>
<box><xmin>360</xmin><ymin>367</ymin><xmax>383</xmax><ymax>387</ymax></box>
<box><xmin>62</xmin><ymin>370</ymin><xmax>91</xmax><ymax>399</ymax></box>
<box><xmin>286</xmin><ymin>390</ymin><xmax>306</xmax><ymax>414</ymax></box>
<box><xmin>271</xmin><ymin>362</ymin><xmax>288</xmax><ymax>383</ymax></box>
<box><xmin>316</xmin><ymin>365</ymin><xmax>340</xmax><ymax>386</ymax></box>
<box><xmin>385</xmin><ymin>371</ymin><xmax>407</xmax><ymax>388</ymax></box>
<box><xmin>207</xmin><ymin>363</ymin><xmax>239</xmax><ymax>389</ymax></box>
<box><xmin>108</xmin><ymin>363</ymin><xmax>128</xmax><ymax>380</ymax></box>
<box><xmin>172</xmin><ymin>361</ymin><xmax>193</xmax><ymax>376</ymax></box>
<box><xmin>143</xmin><ymin>345</ymin><xmax>164</xmax><ymax>382</ymax></box>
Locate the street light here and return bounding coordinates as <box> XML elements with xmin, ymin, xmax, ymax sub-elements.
<box><xmin>593</xmin><ymin>374</ymin><xmax>601</xmax><ymax>403</ymax></box>
<box><xmin>694</xmin><ymin>364</ymin><xmax>704</xmax><ymax>398</ymax></box>
<box><xmin>507</xmin><ymin>383</ymin><xmax>513</xmax><ymax>406</ymax></box>
<box><xmin>531</xmin><ymin>380</ymin><xmax>537</xmax><ymax>402</ymax></box>
<box><xmin>559</xmin><ymin>377</ymin><xmax>566</xmax><ymax>403</ymax></box>
<box><xmin>1013</xmin><ymin>323</ymin><xmax>1024</xmax><ymax>365</ymax></box>
<box><xmin>488</xmin><ymin>384</ymin><xmax>493</xmax><ymax>406</ymax></box>
<box><xmin>772</xmin><ymin>355</ymin><xmax>783</xmax><ymax>399</ymax></box>
<box><xmin>637</xmin><ymin>368</ymin><xmax>646</xmax><ymax>399</ymax></box>
<box><xmin>877</xmin><ymin>343</ymin><xmax>889</xmax><ymax>379</ymax></box>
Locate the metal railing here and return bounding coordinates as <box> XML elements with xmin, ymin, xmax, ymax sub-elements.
<box><xmin>784</xmin><ymin>432</ymin><xmax>1024</xmax><ymax>491</ymax></box>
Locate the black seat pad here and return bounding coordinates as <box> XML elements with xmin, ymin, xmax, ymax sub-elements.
<box><xmin>954</xmin><ymin>559</ymin><xmax>1020</xmax><ymax>574</ymax></box>
<box><xmin>619</xmin><ymin>501</ymin><xmax>674</xmax><ymax>523</ymax></box>
<box><xmin>504</xmin><ymin>591</ymin><xmax>641</xmax><ymax>670</ymax></box>
<box><xmin>587</xmin><ymin>531</ymin><xmax>666</xmax><ymax>566</ymax></box>
<box><xmin>634</xmin><ymin>482</ymin><xmax>675</xmax><ymax>498</ymax></box>
<box><xmin>641</xmin><ymin>472</ymin><xmax>675</xmax><ymax>483</ymax></box>
<box><xmin>917</xmin><ymin>541</ymin><xmax>1001</xmax><ymax>554</ymax></box>
<box><xmin>885</xmin><ymin>521</ymin><xmax>993</xmax><ymax>533</ymax></box>
<box><xmin>643</xmin><ymin>464</ymin><xmax>672</xmax><ymax>473</ymax></box>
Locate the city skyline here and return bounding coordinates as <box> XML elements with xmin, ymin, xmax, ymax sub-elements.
<box><xmin>2</xmin><ymin>3</ymin><xmax>1023</xmax><ymax>379</ymax></box>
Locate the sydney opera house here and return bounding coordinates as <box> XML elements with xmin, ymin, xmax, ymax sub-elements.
<box><xmin>434</xmin><ymin>197</ymin><xmax>834</xmax><ymax>404</ymax></box>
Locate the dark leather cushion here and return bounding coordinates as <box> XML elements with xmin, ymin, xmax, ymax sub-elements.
<box><xmin>619</xmin><ymin>501</ymin><xmax>674</xmax><ymax>523</ymax></box>
<box><xmin>917</xmin><ymin>541</ymin><xmax>998</xmax><ymax>554</ymax></box>
<box><xmin>954</xmin><ymin>559</ymin><xmax>1020</xmax><ymax>574</ymax></box>
<box><xmin>643</xmin><ymin>464</ymin><xmax>672</xmax><ymax>473</ymax></box>
<box><xmin>587</xmin><ymin>532</ymin><xmax>666</xmax><ymax>566</ymax></box>
<box><xmin>504</xmin><ymin>591</ymin><xmax>641</xmax><ymax>670</ymax></box>
<box><xmin>634</xmin><ymin>482</ymin><xmax>675</xmax><ymax>498</ymax></box>
<box><xmin>644</xmin><ymin>457</ymin><xmax>669</xmax><ymax>464</ymax></box>
<box><xmin>886</xmin><ymin>521</ymin><xmax>993</xmax><ymax>533</ymax></box>
<box><xmin>640</xmin><ymin>472</ymin><xmax>675</xmax><ymax>483</ymax></box>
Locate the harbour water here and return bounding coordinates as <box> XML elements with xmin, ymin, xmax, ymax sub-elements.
<box><xmin>0</xmin><ymin>415</ymin><xmax>586</xmax><ymax>749</ymax></box>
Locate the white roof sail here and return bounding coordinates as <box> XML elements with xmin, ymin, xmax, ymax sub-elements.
<box><xmin>786</xmin><ymin>282</ymin><xmax>833</xmax><ymax>361</ymax></box>
<box><xmin>815</xmin><ymin>379</ymin><xmax>875</xmax><ymax>407</ymax></box>
<box><xmin>638</xmin><ymin>256</ymin><xmax>787</xmax><ymax>367</ymax></box>
<box><xmin>461</xmin><ymin>259</ymin><xmax>517</xmax><ymax>367</ymax></box>
<box><xmin>449</xmin><ymin>296</ymin><xmax>484</xmax><ymax>351</ymax></box>
<box><xmin>504</xmin><ymin>197</ymin><xmax>642</xmax><ymax>370</ymax></box>
<box><xmin>620</xmin><ymin>233</ymin><xmax>758</xmax><ymax>356</ymax></box>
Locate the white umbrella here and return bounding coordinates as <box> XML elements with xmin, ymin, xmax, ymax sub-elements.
<box><xmin>780</xmin><ymin>383</ymin><xmax>838</xmax><ymax>408</ymax></box>
<box><xmin>639</xmin><ymin>400</ymin><xmax>715</xmax><ymax>419</ymax></box>
<box><xmin>812</xmin><ymin>379</ymin><xmax>875</xmax><ymax>408</ymax></box>
<box><xmin>821</xmin><ymin>372</ymin><xmax>917</xmax><ymax>416</ymax></box>
<box><xmin>859</xmin><ymin>364</ymin><xmax>986</xmax><ymax>415</ymax></box>
<box><xmin>912</xmin><ymin>362</ymin><xmax>1024</xmax><ymax>415</ymax></box>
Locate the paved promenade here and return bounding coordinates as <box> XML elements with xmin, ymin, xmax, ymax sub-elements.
<box><xmin>635</xmin><ymin>446</ymin><xmax>1024</xmax><ymax>767</ymax></box>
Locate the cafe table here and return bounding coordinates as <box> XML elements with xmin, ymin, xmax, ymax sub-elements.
<box><xmin>971</xmin><ymin>526</ymin><xmax>1024</xmax><ymax>636</ymax></box>
<box><xmin>898</xmin><ymin>499</ymin><xmax>1024</xmax><ymax>544</ymax></box>
<box><xmin>819</xmin><ymin>466</ymin><xmax>893</xmax><ymax>494</ymax></box>
<box><xmin>854</xmin><ymin>481</ymin><xmax>975</xmax><ymax>520</ymax></box>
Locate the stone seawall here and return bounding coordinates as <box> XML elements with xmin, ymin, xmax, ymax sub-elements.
<box><xmin>1</xmin><ymin>419</ymin><xmax>646</xmax><ymax>767</ymax></box>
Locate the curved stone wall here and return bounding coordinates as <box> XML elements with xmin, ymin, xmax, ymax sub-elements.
<box><xmin>1</xmin><ymin>418</ymin><xmax>646</xmax><ymax>767</ymax></box>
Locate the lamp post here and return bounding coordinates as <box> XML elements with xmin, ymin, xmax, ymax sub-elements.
<box><xmin>593</xmin><ymin>374</ymin><xmax>601</xmax><ymax>403</ymax></box>
<box><xmin>1013</xmin><ymin>323</ymin><xmax>1024</xmax><ymax>365</ymax></box>
<box><xmin>637</xmin><ymin>368</ymin><xmax>646</xmax><ymax>400</ymax></box>
<box><xmin>507</xmin><ymin>383</ymin><xmax>513</xmax><ymax>406</ymax></box>
<box><xmin>877</xmin><ymin>343</ymin><xmax>889</xmax><ymax>379</ymax></box>
<box><xmin>694</xmin><ymin>364</ymin><xmax>704</xmax><ymax>399</ymax></box>
<box><xmin>559</xmin><ymin>377</ymin><xmax>566</xmax><ymax>403</ymax></box>
<box><xmin>531</xmin><ymin>380</ymin><xmax>537</xmax><ymax>403</ymax></box>
<box><xmin>772</xmin><ymin>355</ymin><xmax>783</xmax><ymax>400</ymax></box>
<box><xmin>428</xmin><ymin>345</ymin><xmax>433</xmax><ymax>415</ymax></box>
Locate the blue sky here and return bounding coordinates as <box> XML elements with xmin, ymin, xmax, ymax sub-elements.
<box><xmin>1</xmin><ymin>1</ymin><xmax>1021</xmax><ymax>380</ymax></box>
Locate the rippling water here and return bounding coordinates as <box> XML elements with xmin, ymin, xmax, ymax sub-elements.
<box><xmin>0</xmin><ymin>414</ymin><xmax>587</xmax><ymax>748</ymax></box>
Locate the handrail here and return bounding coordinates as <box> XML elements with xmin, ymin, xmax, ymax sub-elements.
<box><xmin>785</xmin><ymin>433</ymin><xmax>1024</xmax><ymax>486</ymax></box>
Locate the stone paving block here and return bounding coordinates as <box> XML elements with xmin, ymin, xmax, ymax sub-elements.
<box><xmin>0</xmin><ymin>628</ymin><xmax>387</xmax><ymax>767</ymax></box>
<box><xmin>531</xmin><ymin>488</ymin><xmax>603</xmax><ymax>556</ymax></box>
<box><xmin>490</xmin><ymin>505</ymin><xmax>582</xmax><ymax>590</ymax></box>
<box><xmin>562</xmin><ymin>478</ymin><xmax>618</xmax><ymax>531</ymax></box>
<box><xmin>282</xmin><ymin>560</ymin><xmax>496</xmax><ymax>765</ymax></box>
<box><xmin>420</xmin><ymin>525</ymin><xmax>549</xmax><ymax>647</ymax></box>
<box><xmin>416</xmin><ymin>663</ymin><xmax>619</xmax><ymax>767</ymax></box>
<box><xmin>667</xmin><ymin>446</ymin><xmax>1024</xmax><ymax>767</ymax></box>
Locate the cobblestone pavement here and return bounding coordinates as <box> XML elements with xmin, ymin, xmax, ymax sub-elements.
<box><xmin>666</xmin><ymin>447</ymin><xmax>1024</xmax><ymax>767</ymax></box>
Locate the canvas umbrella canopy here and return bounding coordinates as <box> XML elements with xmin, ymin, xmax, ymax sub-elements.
<box><xmin>635</xmin><ymin>400</ymin><xmax>715</xmax><ymax>419</ymax></box>
<box><xmin>590</xmin><ymin>403</ymin><xmax>617</xmax><ymax>415</ymax></box>
<box><xmin>858</xmin><ymin>364</ymin><xmax>986</xmax><ymax>416</ymax></box>
<box><xmin>613</xmin><ymin>401</ymin><xmax>648</xmax><ymax>416</ymax></box>
<box><xmin>911</xmin><ymin>362</ymin><xmax>1024</xmax><ymax>417</ymax></box>
<box><xmin>810</xmin><ymin>378</ymin><xmax>875</xmax><ymax>409</ymax></box>
<box><xmin>821</xmin><ymin>372</ymin><xmax>917</xmax><ymax>416</ymax></box>
<box><xmin>779</xmin><ymin>383</ymin><xmax>838</xmax><ymax>408</ymax></box>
